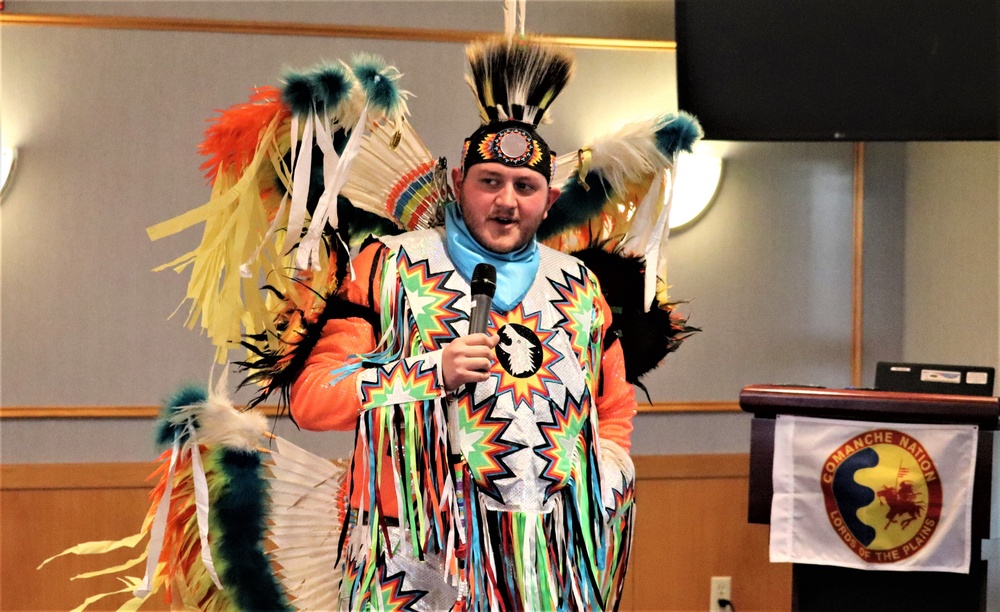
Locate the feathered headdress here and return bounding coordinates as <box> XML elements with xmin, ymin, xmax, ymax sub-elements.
<box><xmin>461</xmin><ymin>36</ymin><xmax>574</xmax><ymax>181</ymax></box>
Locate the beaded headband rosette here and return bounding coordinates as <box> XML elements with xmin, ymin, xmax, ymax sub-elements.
<box><xmin>461</xmin><ymin>36</ymin><xmax>574</xmax><ymax>181</ymax></box>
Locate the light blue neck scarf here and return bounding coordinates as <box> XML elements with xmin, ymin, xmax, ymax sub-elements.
<box><xmin>444</xmin><ymin>202</ymin><xmax>539</xmax><ymax>313</ymax></box>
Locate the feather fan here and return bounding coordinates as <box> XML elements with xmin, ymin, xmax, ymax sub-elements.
<box><xmin>266</xmin><ymin>436</ymin><xmax>350</xmax><ymax>611</ymax></box>
<box><xmin>341</xmin><ymin>120</ymin><xmax>452</xmax><ymax>232</ymax></box>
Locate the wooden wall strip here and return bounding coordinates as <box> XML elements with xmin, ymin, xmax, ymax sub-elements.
<box><xmin>851</xmin><ymin>141</ymin><xmax>866</xmax><ymax>388</ymax></box>
<box><xmin>1</xmin><ymin>462</ymin><xmax>156</xmax><ymax>490</ymax></box>
<box><xmin>0</xmin><ymin>401</ymin><xmax>741</xmax><ymax>419</ymax></box>
<box><xmin>637</xmin><ymin>401</ymin><xmax>741</xmax><ymax>414</ymax></box>
<box><xmin>0</xmin><ymin>406</ymin><xmax>277</xmax><ymax>419</ymax></box>
<box><xmin>0</xmin><ymin>406</ymin><xmax>164</xmax><ymax>419</ymax></box>
<box><xmin>0</xmin><ymin>13</ymin><xmax>676</xmax><ymax>51</ymax></box>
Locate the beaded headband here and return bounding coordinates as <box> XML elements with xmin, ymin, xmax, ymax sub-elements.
<box><xmin>462</xmin><ymin>122</ymin><xmax>554</xmax><ymax>180</ymax></box>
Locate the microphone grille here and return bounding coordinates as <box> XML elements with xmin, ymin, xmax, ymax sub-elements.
<box><xmin>470</xmin><ymin>263</ymin><xmax>497</xmax><ymax>297</ymax></box>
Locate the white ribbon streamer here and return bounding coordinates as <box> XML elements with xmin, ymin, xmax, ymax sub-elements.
<box><xmin>281</xmin><ymin>112</ymin><xmax>314</xmax><ymax>262</ymax></box>
<box><xmin>295</xmin><ymin>105</ymin><xmax>370</xmax><ymax>273</ymax></box>
<box><xmin>656</xmin><ymin>163</ymin><xmax>677</xmax><ymax>298</ymax></box>
<box><xmin>622</xmin><ymin>171</ymin><xmax>665</xmax><ymax>310</ymax></box>
<box><xmin>133</xmin><ymin>419</ymin><xmax>223</xmax><ymax>599</ymax></box>
<box><xmin>133</xmin><ymin>432</ymin><xmax>182</xmax><ymax>598</ymax></box>
<box><xmin>189</xmin><ymin>436</ymin><xmax>224</xmax><ymax>590</ymax></box>
<box><xmin>295</xmin><ymin>113</ymin><xmax>341</xmax><ymax>271</ymax></box>
<box><xmin>522</xmin><ymin>514</ymin><xmax>538</xmax><ymax>605</ymax></box>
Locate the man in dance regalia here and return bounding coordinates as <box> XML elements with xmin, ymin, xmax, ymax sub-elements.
<box><xmin>42</xmin><ymin>26</ymin><xmax>702</xmax><ymax>612</ymax></box>
<box><xmin>289</xmin><ymin>37</ymin><xmax>639</xmax><ymax>609</ymax></box>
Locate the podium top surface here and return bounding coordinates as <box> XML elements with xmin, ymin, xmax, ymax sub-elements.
<box><xmin>739</xmin><ymin>384</ymin><xmax>1000</xmax><ymax>429</ymax></box>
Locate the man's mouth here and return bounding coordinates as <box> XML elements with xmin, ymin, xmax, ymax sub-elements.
<box><xmin>489</xmin><ymin>217</ymin><xmax>516</xmax><ymax>226</ymax></box>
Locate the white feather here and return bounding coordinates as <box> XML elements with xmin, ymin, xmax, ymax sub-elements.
<box><xmin>166</xmin><ymin>396</ymin><xmax>266</xmax><ymax>453</ymax></box>
<box><xmin>550</xmin><ymin>151</ymin><xmax>578</xmax><ymax>192</ymax></box>
<box><xmin>586</xmin><ymin>116</ymin><xmax>672</xmax><ymax>199</ymax></box>
<box><xmin>265</xmin><ymin>436</ymin><xmax>349</xmax><ymax>611</ymax></box>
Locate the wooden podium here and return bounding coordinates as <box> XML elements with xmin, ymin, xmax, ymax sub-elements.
<box><xmin>740</xmin><ymin>385</ymin><xmax>1000</xmax><ymax>612</ymax></box>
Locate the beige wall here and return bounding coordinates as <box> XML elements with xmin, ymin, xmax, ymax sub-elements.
<box><xmin>2</xmin><ymin>2</ymin><xmax>998</xmax><ymax>465</ymax></box>
<box><xmin>903</xmin><ymin>142</ymin><xmax>1000</xmax><ymax>368</ymax></box>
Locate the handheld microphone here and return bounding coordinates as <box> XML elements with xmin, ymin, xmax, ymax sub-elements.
<box><xmin>465</xmin><ymin>263</ymin><xmax>496</xmax><ymax>399</ymax></box>
<box><xmin>468</xmin><ymin>263</ymin><xmax>496</xmax><ymax>336</ymax></box>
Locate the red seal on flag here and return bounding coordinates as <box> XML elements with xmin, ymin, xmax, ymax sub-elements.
<box><xmin>819</xmin><ymin>428</ymin><xmax>943</xmax><ymax>563</ymax></box>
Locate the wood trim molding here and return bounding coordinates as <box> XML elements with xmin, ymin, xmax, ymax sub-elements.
<box><xmin>0</xmin><ymin>13</ymin><xmax>676</xmax><ymax>51</ymax></box>
<box><xmin>0</xmin><ymin>401</ymin><xmax>740</xmax><ymax>419</ymax></box>
<box><xmin>0</xmin><ymin>406</ymin><xmax>167</xmax><ymax>419</ymax></box>
<box><xmin>1</xmin><ymin>462</ymin><xmax>156</xmax><ymax>490</ymax></box>
<box><xmin>851</xmin><ymin>142</ymin><xmax>866</xmax><ymax>388</ymax></box>
<box><xmin>0</xmin><ymin>406</ymin><xmax>277</xmax><ymax>419</ymax></box>
<box><xmin>637</xmin><ymin>401</ymin><xmax>741</xmax><ymax>414</ymax></box>
<box><xmin>0</xmin><ymin>453</ymin><xmax>745</xmax><ymax>490</ymax></box>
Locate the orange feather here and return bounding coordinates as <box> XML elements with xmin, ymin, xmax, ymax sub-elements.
<box><xmin>198</xmin><ymin>86</ymin><xmax>290</xmax><ymax>182</ymax></box>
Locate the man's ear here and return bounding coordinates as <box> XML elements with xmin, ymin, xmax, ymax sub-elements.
<box><xmin>451</xmin><ymin>167</ymin><xmax>464</xmax><ymax>201</ymax></box>
<box><xmin>543</xmin><ymin>187</ymin><xmax>561</xmax><ymax>218</ymax></box>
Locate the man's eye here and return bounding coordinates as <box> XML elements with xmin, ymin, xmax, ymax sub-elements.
<box><xmin>516</xmin><ymin>183</ymin><xmax>536</xmax><ymax>192</ymax></box>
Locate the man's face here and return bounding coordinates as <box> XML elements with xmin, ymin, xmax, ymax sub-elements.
<box><xmin>452</xmin><ymin>163</ymin><xmax>560</xmax><ymax>254</ymax></box>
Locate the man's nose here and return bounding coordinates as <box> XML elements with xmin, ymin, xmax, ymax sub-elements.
<box><xmin>494</xmin><ymin>183</ymin><xmax>517</xmax><ymax>207</ymax></box>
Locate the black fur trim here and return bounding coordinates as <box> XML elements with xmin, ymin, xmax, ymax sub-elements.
<box><xmin>235</xmin><ymin>288</ymin><xmax>382</xmax><ymax>415</ymax></box>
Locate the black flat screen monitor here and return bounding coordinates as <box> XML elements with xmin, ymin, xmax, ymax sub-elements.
<box><xmin>675</xmin><ymin>0</ymin><xmax>1000</xmax><ymax>141</ymax></box>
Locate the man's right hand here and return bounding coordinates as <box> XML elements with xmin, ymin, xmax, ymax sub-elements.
<box><xmin>441</xmin><ymin>333</ymin><xmax>499</xmax><ymax>392</ymax></box>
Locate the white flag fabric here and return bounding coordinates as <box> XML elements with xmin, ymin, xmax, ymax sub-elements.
<box><xmin>770</xmin><ymin>415</ymin><xmax>977</xmax><ymax>573</ymax></box>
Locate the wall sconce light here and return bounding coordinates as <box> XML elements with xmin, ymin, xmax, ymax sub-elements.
<box><xmin>1</xmin><ymin>147</ymin><xmax>18</xmax><ymax>198</ymax></box>
<box><xmin>670</xmin><ymin>152</ymin><xmax>723</xmax><ymax>230</ymax></box>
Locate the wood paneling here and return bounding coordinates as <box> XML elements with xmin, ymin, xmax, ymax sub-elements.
<box><xmin>2</xmin><ymin>479</ymin><xmax>167</xmax><ymax>611</ymax></box>
<box><xmin>1</xmin><ymin>455</ymin><xmax>790</xmax><ymax>611</ymax></box>
<box><xmin>1</xmin><ymin>462</ymin><xmax>155</xmax><ymax>489</ymax></box>
<box><xmin>624</xmin><ymin>455</ymin><xmax>791</xmax><ymax>611</ymax></box>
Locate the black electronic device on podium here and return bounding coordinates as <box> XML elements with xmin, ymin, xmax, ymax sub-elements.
<box><xmin>740</xmin><ymin>383</ymin><xmax>1000</xmax><ymax>612</ymax></box>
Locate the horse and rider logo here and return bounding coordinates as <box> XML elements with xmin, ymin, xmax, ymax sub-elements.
<box><xmin>876</xmin><ymin>480</ymin><xmax>924</xmax><ymax>530</ymax></box>
<box><xmin>819</xmin><ymin>428</ymin><xmax>943</xmax><ymax>563</ymax></box>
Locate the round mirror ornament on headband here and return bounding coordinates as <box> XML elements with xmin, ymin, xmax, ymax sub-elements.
<box><xmin>492</xmin><ymin>127</ymin><xmax>534</xmax><ymax>165</ymax></box>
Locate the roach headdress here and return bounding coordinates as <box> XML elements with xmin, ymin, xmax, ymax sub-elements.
<box><xmin>461</xmin><ymin>36</ymin><xmax>574</xmax><ymax>181</ymax></box>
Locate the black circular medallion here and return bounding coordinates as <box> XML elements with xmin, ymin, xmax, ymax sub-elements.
<box><xmin>495</xmin><ymin>323</ymin><xmax>543</xmax><ymax>378</ymax></box>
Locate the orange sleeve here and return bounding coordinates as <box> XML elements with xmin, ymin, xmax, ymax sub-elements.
<box><xmin>594</xmin><ymin>292</ymin><xmax>637</xmax><ymax>452</ymax></box>
<box><xmin>289</xmin><ymin>242</ymin><xmax>385</xmax><ymax>432</ymax></box>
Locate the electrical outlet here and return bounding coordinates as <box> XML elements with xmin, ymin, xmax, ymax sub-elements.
<box><xmin>709</xmin><ymin>576</ymin><xmax>732</xmax><ymax>612</ymax></box>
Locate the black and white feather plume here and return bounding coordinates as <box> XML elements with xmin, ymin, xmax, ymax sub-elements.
<box><xmin>465</xmin><ymin>36</ymin><xmax>575</xmax><ymax>127</ymax></box>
